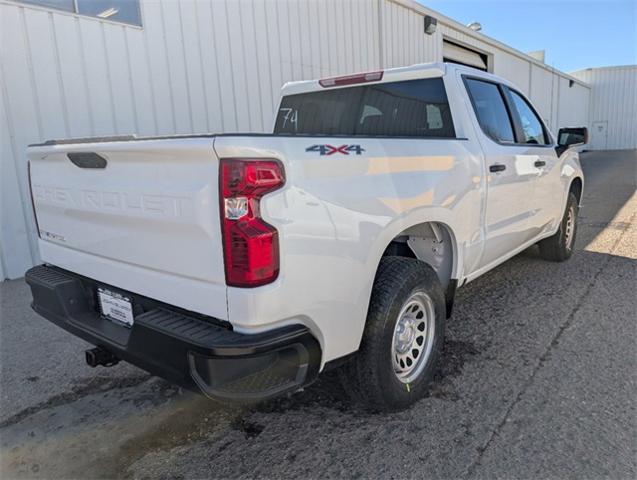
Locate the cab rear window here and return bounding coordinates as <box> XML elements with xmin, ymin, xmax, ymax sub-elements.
<box><xmin>274</xmin><ymin>78</ymin><xmax>455</xmax><ymax>138</ymax></box>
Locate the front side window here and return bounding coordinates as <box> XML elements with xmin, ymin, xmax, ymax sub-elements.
<box><xmin>464</xmin><ymin>78</ymin><xmax>515</xmax><ymax>143</ymax></box>
<box><xmin>509</xmin><ymin>91</ymin><xmax>549</xmax><ymax>145</ymax></box>
<box><xmin>275</xmin><ymin>78</ymin><xmax>455</xmax><ymax>138</ymax></box>
<box><xmin>19</xmin><ymin>0</ymin><xmax>142</xmax><ymax>26</ymax></box>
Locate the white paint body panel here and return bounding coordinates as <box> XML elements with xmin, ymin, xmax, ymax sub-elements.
<box><xmin>28</xmin><ymin>139</ymin><xmax>228</xmax><ymax>319</ymax></box>
<box><xmin>27</xmin><ymin>64</ymin><xmax>584</xmax><ymax>367</ymax></box>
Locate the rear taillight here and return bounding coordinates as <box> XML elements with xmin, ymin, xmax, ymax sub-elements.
<box><xmin>219</xmin><ymin>159</ymin><xmax>285</xmax><ymax>287</ymax></box>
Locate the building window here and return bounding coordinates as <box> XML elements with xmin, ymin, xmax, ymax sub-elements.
<box><xmin>19</xmin><ymin>0</ymin><xmax>142</xmax><ymax>26</ymax></box>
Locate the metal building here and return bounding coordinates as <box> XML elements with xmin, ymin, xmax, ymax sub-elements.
<box><xmin>570</xmin><ymin>66</ymin><xmax>637</xmax><ymax>150</ymax></box>
<box><xmin>0</xmin><ymin>0</ymin><xmax>626</xmax><ymax>280</ymax></box>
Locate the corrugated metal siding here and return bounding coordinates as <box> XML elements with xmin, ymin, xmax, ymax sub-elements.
<box><xmin>571</xmin><ymin>66</ymin><xmax>637</xmax><ymax>150</ymax></box>
<box><xmin>380</xmin><ymin>0</ymin><xmax>440</xmax><ymax>67</ymax></box>
<box><xmin>0</xmin><ymin>0</ymin><xmax>593</xmax><ymax>279</ymax></box>
<box><xmin>493</xmin><ymin>53</ymin><xmax>530</xmax><ymax>95</ymax></box>
<box><xmin>556</xmin><ymin>78</ymin><xmax>590</xmax><ymax>130</ymax></box>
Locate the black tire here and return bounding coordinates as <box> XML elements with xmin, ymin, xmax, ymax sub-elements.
<box><xmin>538</xmin><ymin>192</ymin><xmax>579</xmax><ymax>262</ymax></box>
<box><xmin>339</xmin><ymin>257</ymin><xmax>445</xmax><ymax>412</ymax></box>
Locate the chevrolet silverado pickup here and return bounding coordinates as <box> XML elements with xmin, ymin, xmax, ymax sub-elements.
<box><xmin>25</xmin><ymin>63</ymin><xmax>587</xmax><ymax>411</ymax></box>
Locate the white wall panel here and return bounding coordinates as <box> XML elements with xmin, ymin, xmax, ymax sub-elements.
<box><xmin>494</xmin><ymin>53</ymin><xmax>530</xmax><ymax>95</ymax></box>
<box><xmin>180</xmin><ymin>1</ymin><xmax>211</xmax><ymax>134</ymax></box>
<box><xmin>571</xmin><ymin>66</ymin><xmax>637</xmax><ymax>150</ymax></box>
<box><xmin>529</xmin><ymin>64</ymin><xmax>559</xmax><ymax>131</ymax></box>
<box><xmin>1</xmin><ymin>4</ymin><xmax>42</xmax><ymax>270</ymax></box>
<box><xmin>52</xmin><ymin>15</ymin><xmax>93</xmax><ymax>137</ymax></box>
<box><xmin>381</xmin><ymin>0</ymin><xmax>440</xmax><ymax>68</ymax></box>
<box><xmin>556</xmin><ymin>79</ymin><xmax>589</xmax><ymax>131</ymax></box>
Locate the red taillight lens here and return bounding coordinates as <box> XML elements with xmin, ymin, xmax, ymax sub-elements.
<box><xmin>219</xmin><ymin>159</ymin><xmax>285</xmax><ymax>287</ymax></box>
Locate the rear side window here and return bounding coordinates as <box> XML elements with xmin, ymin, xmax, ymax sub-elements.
<box><xmin>274</xmin><ymin>78</ymin><xmax>455</xmax><ymax>138</ymax></box>
<box><xmin>509</xmin><ymin>90</ymin><xmax>549</xmax><ymax>145</ymax></box>
<box><xmin>464</xmin><ymin>78</ymin><xmax>515</xmax><ymax>143</ymax></box>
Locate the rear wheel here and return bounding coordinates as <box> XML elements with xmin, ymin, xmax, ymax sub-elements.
<box><xmin>539</xmin><ymin>192</ymin><xmax>579</xmax><ymax>262</ymax></box>
<box><xmin>340</xmin><ymin>257</ymin><xmax>445</xmax><ymax>412</ymax></box>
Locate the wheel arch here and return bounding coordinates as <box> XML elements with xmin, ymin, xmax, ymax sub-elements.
<box><xmin>569</xmin><ymin>176</ymin><xmax>584</xmax><ymax>205</ymax></box>
<box><xmin>380</xmin><ymin>221</ymin><xmax>458</xmax><ymax>290</ymax></box>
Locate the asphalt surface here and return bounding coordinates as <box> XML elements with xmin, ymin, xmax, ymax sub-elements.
<box><xmin>1</xmin><ymin>150</ymin><xmax>635</xmax><ymax>479</ymax></box>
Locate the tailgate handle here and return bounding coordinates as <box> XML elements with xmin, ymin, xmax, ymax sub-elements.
<box><xmin>67</xmin><ymin>152</ymin><xmax>107</xmax><ymax>169</ymax></box>
<box><xmin>489</xmin><ymin>164</ymin><xmax>506</xmax><ymax>173</ymax></box>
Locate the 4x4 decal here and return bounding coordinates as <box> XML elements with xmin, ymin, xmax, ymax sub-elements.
<box><xmin>305</xmin><ymin>144</ymin><xmax>365</xmax><ymax>156</ymax></box>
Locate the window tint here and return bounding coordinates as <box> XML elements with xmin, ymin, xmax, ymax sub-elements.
<box><xmin>465</xmin><ymin>78</ymin><xmax>515</xmax><ymax>143</ymax></box>
<box><xmin>275</xmin><ymin>78</ymin><xmax>455</xmax><ymax>138</ymax></box>
<box><xmin>18</xmin><ymin>0</ymin><xmax>141</xmax><ymax>26</ymax></box>
<box><xmin>509</xmin><ymin>90</ymin><xmax>548</xmax><ymax>145</ymax></box>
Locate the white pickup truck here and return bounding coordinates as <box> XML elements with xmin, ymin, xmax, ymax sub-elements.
<box><xmin>25</xmin><ymin>63</ymin><xmax>587</xmax><ymax>411</ymax></box>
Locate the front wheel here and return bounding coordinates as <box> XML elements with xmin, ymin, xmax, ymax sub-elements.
<box><xmin>538</xmin><ymin>192</ymin><xmax>579</xmax><ymax>262</ymax></box>
<box><xmin>339</xmin><ymin>257</ymin><xmax>445</xmax><ymax>412</ymax></box>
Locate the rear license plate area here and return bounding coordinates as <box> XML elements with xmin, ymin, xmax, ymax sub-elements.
<box><xmin>98</xmin><ymin>287</ymin><xmax>134</xmax><ymax>327</ymax></box>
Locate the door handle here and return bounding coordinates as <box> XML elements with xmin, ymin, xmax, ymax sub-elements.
<box><xmin>489</xmin><ymin>164</ymin><xmax>506</xmax><ymax>173</ymax></box>
<box><xmin>534</xmin><ymin>160</ymin><xmax>546</xmax><ymax>167</ymax></box>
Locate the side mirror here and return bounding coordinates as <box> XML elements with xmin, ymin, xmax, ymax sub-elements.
<box><xmin>556</xmin><ymin>127</ymin><xmax>588</xmax><ymax>156</ymax></box>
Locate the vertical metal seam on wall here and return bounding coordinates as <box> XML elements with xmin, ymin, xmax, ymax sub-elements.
<box><xmin>250</xmin><ymin>1</ymin><xmax>265</xmax><ymax>131</ymax></box>
<box><xmin>76</xmin><ymin>18</ymin><xmax>95</xmax><ymax>135</ymax></box>
<box><xmin>377</xmin><ymin>0</ymin><xmax>384</xmax><ymax>69</ymax></box>
<box><xmin>159</xmin><ymin>1</ymin><xmax>177</xmax><ymax>132</ymax></box>
<box><xmin>20</xmin><ymin>8</ymin><xmax>44</xmax><ymax>139</ymax></box>
<box><xmin>123</xmin><ymin>27</ymin><xmax>140</xmax><ymax>133</ymax></box>
<box><xmin>100</xmin><ymin>23</ymin><xmax>119</xmax><ymax>133</ymax></box>
<box><xmin>192</xmin><ymin>1</ymin><xmax>210</xmax><ymax>132</ymax></box>
<box><xmin>222</xmin><ymin>0</ymin><xmax>239</xmax><ymax>131</ymax></box>
<box><xmin>177</xmin><ymin>1</ymin><xmax>194</xmax><ymax>133</ymax></box>
<box><xmin>237</xmin><ymin>0</ymin><xmax>254</xmax><ymax>131</ymax></box>
<box><xmin>141</xmin><ymin>22</ymin><xmax>159</xmax><ymax>134</ymax></box>
<box><xmin>49</xmin><ymin>12</ymin><xmax>70</xmax><ymax>137</ymax></box>
<box><xmin>208</xmin><ymin>0</ymin><xmax>226</xmax><ymax>132</ymax></box>
<box><xmin>0</xmin><ymin>58</ymin><xmax>37</xmax><ymax>269</ymax></box>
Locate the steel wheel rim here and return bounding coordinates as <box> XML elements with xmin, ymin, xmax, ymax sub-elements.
<box><xmin>391</xmin><ymin>292</ymin><xmax>436</xmax><ymax>384</ymax></box>
<box><xmin>565</xmin><ymin>205</ymin><xmax>575</xmax><ymax>250</ymax></box>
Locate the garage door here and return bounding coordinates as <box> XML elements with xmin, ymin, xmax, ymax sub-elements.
<box><xmin>443</xmin><ymin>40</ymin><xmax>488</xmax><ymax>71</ymax></box>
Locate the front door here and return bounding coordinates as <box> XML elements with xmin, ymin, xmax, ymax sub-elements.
<box><xmin>463</xmin><ymin>77</ymin><xmax>538</xmax><ymax>271</ymax></box>
<box><xmin>591</xmin><ymin>121</ymin><xmax>608</xmax><ymax>150</ymax></box>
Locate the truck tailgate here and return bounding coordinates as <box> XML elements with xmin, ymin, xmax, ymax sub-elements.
<box><xmin>27</xmin><ymin>137</ymin><xmax>227</xmax><ymax>319</ymax></box>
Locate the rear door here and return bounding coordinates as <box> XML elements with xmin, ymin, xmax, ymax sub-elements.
<box><xmin>463</xmin><ymin>76</ymin><xmax>538</xmax><ymax>269</ymax></box>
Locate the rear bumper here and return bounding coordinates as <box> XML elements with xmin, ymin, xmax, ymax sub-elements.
<box><xmin>25</xmin><ymin>265</ymin><xmax>321</xmax><ymax>402</ymax></box>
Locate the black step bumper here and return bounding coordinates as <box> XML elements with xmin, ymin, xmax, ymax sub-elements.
<box><xmin>25</xmin><ymin>265</ymin><xmax>321</xmax><ymax>402</ymax></box>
